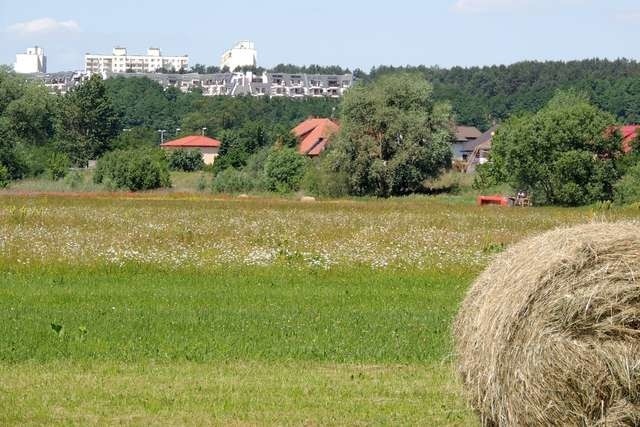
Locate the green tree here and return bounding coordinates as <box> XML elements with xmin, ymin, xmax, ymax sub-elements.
<box><xmin>482</xmin><ymin>91</ymin><xmax>620</xmax><ymax>206</ymax></box>
<box><xmin>46</xmin><ymin>152</ymin><xmax>70</xmax><ymax>180</ymax></box>
<box><xmin>264</xmin><ymin>147</ymin><xmax>308</xmax><ymax>192</ymax></box>
<box><xmin>4</xmin><ymin>84</ymin><xmax>57</xmax><ymax>146</ymax></box>
<box><xmin>0</xmin><ymin>119</ymin><xmax>27</xmax><ymax>180</ymax></box>
<box><xmin>93</xmin><ymin>148</ymin><xmax>171</xmax><ymax>191</ymax></box>
<box><xmin>167</xmin><ymin>149</ymin><xmax>204</xmax><ymax>172</ymax></box>
<box><xmin>327</xmin><ymin>73</ymin><xmax>453</xmax><ymax>197</ymax></box>
<box><xmin>55</xmin><ymin>74</ymin><xmax>121</xmax><ymax>166</ymax></box>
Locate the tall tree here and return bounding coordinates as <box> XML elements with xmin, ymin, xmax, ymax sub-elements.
<box><xmin>55</xmin><ymin>74</ymin><xmax>121</xmax><ymax>165</ymax></box>
<box><xmin>326</xmin><ymin>73</ymin><xmax>453</xmax><ymax>197</ymax></box>
<box><xmin>480</xmin><ymin>90</ymin><xmax>621</xmax><ymax>206</ymax></box>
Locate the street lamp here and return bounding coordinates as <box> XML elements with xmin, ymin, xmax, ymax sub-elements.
<box><xmin>201</xmin><ymin>127</ymin><xmax>207</xmax><ymax>136</ymax></box>
<box><xmin>158</xmin><ymin>129</ymin><xmax>167</xmax><ymax>143</ymax></box>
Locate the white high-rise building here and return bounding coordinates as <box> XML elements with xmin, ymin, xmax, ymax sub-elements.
<box><xmin>84</xmin><ymin>47</ymin><xmax>188</xmax><ymax>74</ymax></box>
<box><xmin>220</xmin><ymin>41</ymin><xmax>257</xmax><ymax>71</ymax></box>
<box><xmin>15</xmin><ymin>46</ymin><xmax>47</xmax><ymax>74</ymax></box>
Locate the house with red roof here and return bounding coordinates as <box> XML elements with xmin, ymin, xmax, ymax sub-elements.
<box><xmin>160</xmin><ymin>135</ymin><xmax>222</xmax><ymax>165</ymax></box>
<box><xmin>619</xmin><ymin>125</ymin><xmax>640</xmax><ymax>153</ymax></box>
<box><xmin>292</xmin><ymin>118</ymin><xmax>340</xmax><ymax>157</ymax></box>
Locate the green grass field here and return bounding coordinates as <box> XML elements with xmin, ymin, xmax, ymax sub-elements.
<box><xmin>1</xmin><ymin>193</ymin><xmax>638</xmax><ymax>425</ymax></box>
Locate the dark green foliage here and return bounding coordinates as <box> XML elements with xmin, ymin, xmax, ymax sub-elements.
<box><xmin>167</xmin><ymin>149</ymin><xmax>204</xmax><ymax>172</ymax></box>
<box><xmin>615</xmin><ymin>163</ymin><xmax>640</xmax><ymax>204</ymax></box>
<box><xmin>270</xmin><ymin>64</ymin><xmax>351</xmax><ymax>75</ymax></box>
<box><xmin>264</xmin><ymin>148</ymin><xmax>308</xmax><ymax>192</ymax></box>
<box><xmin>302</xmin><ymin>160</ymin><xmax>350</xmax><ymax>198</ymax></box>
<box><xmin>365</xmin><ymin>59</ymin><xmax>640</xmax><ymax>129</ymax></box>
<box><xmin>93</xmin><ymin>148</ymin><xmax>171</xmax><ymax>191</ymax></box>
<box><xmin>104</xmin><ymin>77</ymin><xmax>181</xmax><ymax>131</ymax></box>
<box><xmin>0</xmin><ymin>119</ymin><xmax>27</xmax><ymax>180</ymax></box>
<box><xmin>46</xmin><ymin>152</ymin><xmax>70</xmax><ymax>180</ymax></box>
<box><xmin>110</xmin><ymin>127</ymin><xmax>158</xmax><ymax>150</ymax></box>
<box><xmin>55</xmin><ymin>74</ymin><xmax>121</xmax><ymax>166</ymax></box>
<box><xmin>327</xmin><ymin>73</ymin><xmax>453</xmax><ymax>197</ymax></box>
<box><xmin>0</xmin><ymin>164</ymin><xmax>9</xmax><ymax>188</ymax></box>
<box><xmin>482</xmin><ymin>91</ymin><xmax>620</xmax><ymax>206</ymax></box>
<box><xmin>211</xmin><ymin>167</ymin><xmax>254</xmax><ymax>193</ymax></box>
<box><xmin>4</xmin><ymin>84</ymin><xmax>56</xmax><ymax>146</ymax></box>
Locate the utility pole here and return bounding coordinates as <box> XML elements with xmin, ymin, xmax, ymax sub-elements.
<box><xmin>158</xmin><ymin>129</ymin><xmax>167</xmax><ymax>143</ymax></box>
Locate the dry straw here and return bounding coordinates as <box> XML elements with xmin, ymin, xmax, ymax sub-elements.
<box><xmin>454</xmin><ymin>222</ymin><xmax>640</xmax><ymax>426</ymax></box>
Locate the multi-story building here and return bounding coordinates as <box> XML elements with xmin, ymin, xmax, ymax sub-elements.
<box><xmin>220</xmin><ymin>41</ymin><xmax>257</xmax><ymax>71</ymax></box>
<box><xmin>135</xmin><ymin>71</ymin><xmax>354</xmax><ymax>98</ymax></box>
<box><xmin>33</xmin><ymin>70</ymin><xmax>353</xmax><ymax>98</ymax></box>
<box><xmin>34</xmin><ymin>71</ymin><xmax>91</xmax><ymax>95</ymax></box>
<box><xmin>84</xmin><ymin>47</ymin><xmax>188</xmax><ymax>74</ymax></box>
<box><xmin>15</xmin><ymin>46</ymin><xmax>47</xmax><ymax>74</ymax></box>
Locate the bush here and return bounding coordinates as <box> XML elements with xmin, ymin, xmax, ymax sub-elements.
<box><xmin>0</xmin><ymin>165</ymin><xmax>9</xmax><ymax>188</ymax></box>
<box><xmin>211</xmin><ymin>167</ymin><xmax>253</xmax><ymax>193</ymax></box>
<box><xmin>301</xmin><ymin>160</ymin><xmax>349</xmax><ymax>198</ymax></box>
<box><xmin>264</xmin><ymin>148</ymin><xmax>308</xmax><ymax>193</ymax></box>
<box><xmin>615</xmin><ymin>163</ymin><xmax>640</xmax><ymax>204</ymax></box>
<box><xmin>64</xmin><ymin>171</ymin><xmax>84</xmax><ymax>189</ymax></box>
<box><xmin>46</xmin><ymin>152</ymin><xmax>70</xmax><ymax>180</ymax></box>
<box><xmin>167</xmin><ymin>149</ymin><xmax>204</xmax><ymax>172</ymax></box>
<box><xmin>94</xmin><ymin>148</ymin><xmax>171</xmax><ymax>191</ymax></box>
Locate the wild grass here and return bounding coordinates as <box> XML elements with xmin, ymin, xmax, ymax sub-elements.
<box><xmin>0</xmin><ymin>193</ymin><xmax>638</xmax><ymax>425</ymax></box>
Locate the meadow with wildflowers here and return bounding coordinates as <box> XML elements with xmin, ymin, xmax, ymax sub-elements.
<box><xmin>1</xmin><ymin>193</ymin><xmax>638</xmax><ymax>425</ymax></box>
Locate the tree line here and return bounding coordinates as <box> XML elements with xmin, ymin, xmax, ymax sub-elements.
<box><xmin>3</xmin><ymin>59</ymin><xmax>640</xmax><ymax>204</ymax></box>
<box><xmin>358</xmin><ymin>59</ymin><xmax>640</xmax><ymax>130</ymax></box>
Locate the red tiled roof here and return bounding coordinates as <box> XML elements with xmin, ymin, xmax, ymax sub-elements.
<box><xmin>161</xmin><ymin>135</ymin><xmax>221</xmax><ymax>148</ymax></box>
<box><xmin>620</xmin><ymin>125</ymin><xmax>640</xmax><ymax>153</ymax></box>
<box><xmin>293</xmin><ymin>118</ymin><xmax>339</xmax><ymax>156</ymax></box>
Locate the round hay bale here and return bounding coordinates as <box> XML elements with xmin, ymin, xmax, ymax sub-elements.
<box><xmin>454</xmin><ymin>222</ymin><xmax>640</xmax><ymax>426</ymax></box>
<box><xmin>300</xmin><ymin>196</ymin><xmax>316</xmax><ymax>203</ymax></box>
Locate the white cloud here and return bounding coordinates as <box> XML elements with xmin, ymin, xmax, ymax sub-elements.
<box><xmin>452</xmin><ymin>0</ymin><xmax>529</xmax><ymax>13</ymax></box>
<box><xmin>452</xmin><ymin>0</ymin><xmax>591</xmax><ymax>14</ymax></box>
<box><xmin>614</xmin><ymin>9</ymin><xmax>640</xmax><ymax>23</ymax></box>
<box><xmin>7</xmin><ymin>18</ymin><xmax>80</xmax><ymax>35</ymax></box>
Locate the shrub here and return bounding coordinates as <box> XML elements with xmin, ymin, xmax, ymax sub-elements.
<box><xmin>264</xmin><ymin>148</ymin><xmax>308</xmax><ymax>193</ymax></box>
<box><xmin>46</xmin><ymin>152</ymin><xmax>70</xmax><ymax>180</ymax></box>
<box><xmin>94</xmin><ymin>148</ymin><xmax>171</xmax><ymax>191</ymax></box>
<box><xmin>614</xmin><ymin>163</ymin><xmax>640</xmax><ymax>204</ymax></box>
<box><xmin>301</xmin><ymin>160</ymin><xmax>349</xmax><ymax>198</ymax></box>
<box><xmin>64</xmin><ymin>171</ymin><xmax>84</xmax><ymax>189</ymax></box>
<box><xmin>167</xmin><ymin>149</ymin><xmax>204</xmax><ymax>172</ymax></box>
<box><xmin>0</xmin><ymin>165</ymin><xmax>9</xmax><ymax>188</ymax></box>
<box><xmin>211</xmin><ymin>167</ymin><xmax>253</xmax><ymax>193</ymax></box>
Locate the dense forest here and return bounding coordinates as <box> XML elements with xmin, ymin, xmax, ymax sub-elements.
<box><xmin>358</xmin><ymin>59</ymin><xmax>640</xmax><ymax>129</ymax></box>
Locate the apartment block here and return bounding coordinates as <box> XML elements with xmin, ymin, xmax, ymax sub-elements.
<box><xmin>85</xmin><ymin>47</ymin><xmax>188</xmax><ymax>73</ymax></box>
<box><xmin>15</xmin><ymin>46</ymin><xmax>47</xmax><ymax>74</ymax></box>
<box><xmin>220</xmin><ymin>41</ymin><xmax>257</xmax><ymax>71</ymax></box>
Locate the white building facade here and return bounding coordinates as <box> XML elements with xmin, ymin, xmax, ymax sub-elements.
<box><xmin>15</xmin><ymin>47</ymin><xmax>47</xmax><ymax>74</ymax></box>
<box><xmin>85</xmin><ymin>47</ymin><xmax>188</xmax><ymax>74</ymax></box>
<box><xmin>220</xmin><ymin>41</ymin><xmax>257</xmax><ymax>71</ymax></box>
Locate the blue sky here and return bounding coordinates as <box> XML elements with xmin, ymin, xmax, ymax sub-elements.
<box><xmin>1</xmin><ymin>0</ymin><xmax>639</xmax><ymax>72</ymax></box>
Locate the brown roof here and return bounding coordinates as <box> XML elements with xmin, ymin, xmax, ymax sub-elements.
<box><xmin>293</xmin><ymin>118</ymin><xmax>340</xmax><ymax>156</ymax></box>
<box><xmin>455</xmin><ymin>126</ymin><xmax>482</xmax><ymax>142</ymax></box>
<box><xmin>160</xmin><ymin>135</ymin><xmax>221</xmax><ymax>148</ymax></box>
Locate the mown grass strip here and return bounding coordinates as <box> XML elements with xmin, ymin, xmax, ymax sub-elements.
<box><xmin>0</xmin><ymin>361</ymin><xmax>476</xmax><ymax>426</ymax></box>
